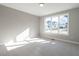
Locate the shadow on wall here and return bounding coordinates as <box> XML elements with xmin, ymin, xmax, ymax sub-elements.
<box><xmin>16</xmin><ymin>28</ymin><xmax>30</xmax><ymax>42</ymax></box>
<box><xmin>4</xmin><ymin>27</ymin><xmax>55</xmax><ymax>51</ymax></box>
<box><xmin>4</xmin><ymin>27</ymin><xmax>40</xmax><ymax>51</ymax></box>
<box><xmin>4</xmin><ymin>27</ymin><xmax>31</xmax><ymax>50</ymax></box>
<box><xmin>0</xmin><ymin>5</ymin><xmax>39</xmax><ymax>45</ymax></box>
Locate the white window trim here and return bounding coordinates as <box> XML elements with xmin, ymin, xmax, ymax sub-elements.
<box><xmin>44</xmin><ymin>13</ymin><xmax>69</xmax><ymax>35</ymax></box>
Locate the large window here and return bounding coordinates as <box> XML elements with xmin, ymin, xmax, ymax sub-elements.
<box><xmin>44</xmin><ymin>14</ymin><xmax>69</xmax><ymax>35</ymax></box>
<box><xmin>59</xmin><ymin>14</ymin><xmax>69</xmax><ymax>34</ymax></box>
<box><xmin>45</xmin><ymin>17</ymin><xmax>52</xmax><ymax>32</ymax></box>
<box><xmin>51</xmin><ymin>16</ymin><xmax>58</xmax><ymax>33</ymax></box>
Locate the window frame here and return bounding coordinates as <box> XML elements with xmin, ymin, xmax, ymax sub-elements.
<box><xmin>44</xmin><ymin>13</ymin><xmax>69</xmax><ymax>35</ymax></box>
<box><xmin>59</xmin><ymin>13</ymin><xmax>69</xmax><ymax>35</ymax></box>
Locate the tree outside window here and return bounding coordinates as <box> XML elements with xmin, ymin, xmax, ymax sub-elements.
<box><xmin>44</xmin><ymin>14</ymin><xmax>69</xmax><ymax>35</ymax></box>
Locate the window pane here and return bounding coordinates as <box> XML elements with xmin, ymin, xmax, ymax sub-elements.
<box><xmin>44</xmin><ymin>17</ymin><xmax>52</xmax><ymax>32</ymax></box>
<box><xmin>59</xmin><ymin>14</ymin><xmax>69</xmax><ymax>34</ymax></box>
<box><xmin>51</xmin><ymin>17</ymin><xmax>58</xmax><ymax>33</ymax></box>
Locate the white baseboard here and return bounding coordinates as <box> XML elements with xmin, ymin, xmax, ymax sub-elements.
<box><xmin>54</xmin><ymin>38</ymin><xmax>79</xmax><ymax>45</ymax></box>
<box><xmin>0</xmin><ymin>37</ymin><xmax>79</xmax><ymax>46</ymax></box>
<box><xmin>41</xmin><ymin>35</ymin><xmax>79</xmax><ymax>45</ymax></box>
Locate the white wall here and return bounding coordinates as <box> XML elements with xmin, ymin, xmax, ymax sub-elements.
<box><xmin>40</xmin><ymin>8</ymin><xmax>79</xmax><ymax>42</ymax></box>
<box><xmin>0</xmin><ymin>4</ymin><xmax>79</xmax><ymax>44</ymax></box>
<box><xmin>0</xmin><ymin>5</ymin><xmax>40</xmax><ymax>43</ymax></box>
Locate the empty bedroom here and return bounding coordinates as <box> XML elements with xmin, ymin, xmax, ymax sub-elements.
<box><xmin>0</xmin><ymin>3</ymin><xmax>79</xmax><ymax>56</ymax></box>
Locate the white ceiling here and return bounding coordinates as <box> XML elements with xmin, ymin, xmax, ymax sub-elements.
<box><xmin>1</xmin><ymin>3</ymin><xmax>79</xmax><ymax>16</ymax></box>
